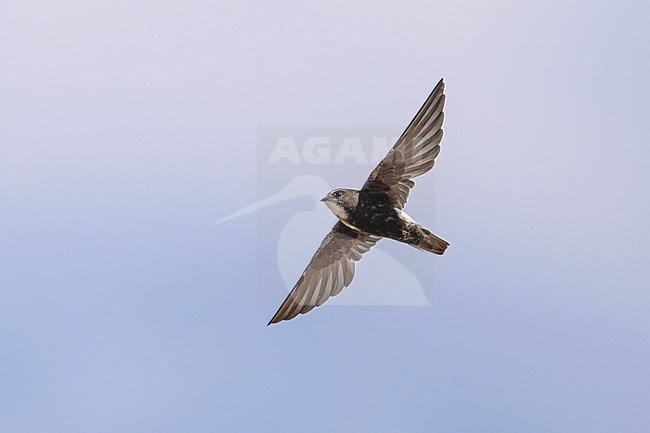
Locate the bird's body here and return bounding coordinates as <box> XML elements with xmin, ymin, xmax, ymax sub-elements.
<box><xmin>323</xmin><ymin>189</ymin><xmax>449</xmax><ymax>254</ymax></box>
<box><xmin>342</xmin><ymin>190</ymin><xmax>405</xmax><ymax>238</ymax></box>
<box><xmin>269</xmin><ymin>78</ymin><xmax>450</xmax><ymax>324</ymax></box>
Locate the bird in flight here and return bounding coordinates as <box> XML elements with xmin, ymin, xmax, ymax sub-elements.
<box><xmin>269</xmin><ymin>78</ymin><xmax>449</xmax><ymax>325</ymax></box>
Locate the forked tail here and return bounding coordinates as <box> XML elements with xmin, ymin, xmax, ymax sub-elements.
<box><xmin>409</xmin><ymin>225</ymin><xmax>449</xmax><ymax>255</ymax></box>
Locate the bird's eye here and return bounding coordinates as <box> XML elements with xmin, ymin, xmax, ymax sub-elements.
<box><xmin>333</xmin><ymin>190</ymin><xmax>343</xmax><ymax>198</ymax></box>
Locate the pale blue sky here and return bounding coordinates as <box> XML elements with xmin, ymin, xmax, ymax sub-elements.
<box><xmin>1</xmin><ymin>1</ymin><xmax>649</xmax><ymax>432</ymax></box>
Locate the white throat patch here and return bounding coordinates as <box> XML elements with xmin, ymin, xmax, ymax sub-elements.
<box><xmin>324</xmin><ymin>200</ymin><xmax>349</xmax><ymax>220</ymax></box>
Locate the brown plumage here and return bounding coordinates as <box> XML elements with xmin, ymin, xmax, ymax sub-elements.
<box><xmin>269</xmin><ymin>78</ymin><xmax>449</xmax><ymax>325</ymax></box>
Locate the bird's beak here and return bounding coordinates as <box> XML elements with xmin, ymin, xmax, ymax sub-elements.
<box><xmin>320</xmin><ymin>195</ymin><xmax>328</xmax><ymax>202</ymax></box>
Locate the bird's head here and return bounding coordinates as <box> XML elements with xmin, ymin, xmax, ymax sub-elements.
<box><xmin>320</xmin><ymin>188</ymin><xmax>359</xmax><ymax>220</ymax></box>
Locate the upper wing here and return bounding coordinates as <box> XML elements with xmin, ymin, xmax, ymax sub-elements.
<box><xmin>268</xmin><ymin>221</ymin><xmax>381</xmax><ymax>324</ymax></box>
<box><xmin>362</xmin><ymin>78</ymin><xmax>446</xmax><ymax>208</ymax></box>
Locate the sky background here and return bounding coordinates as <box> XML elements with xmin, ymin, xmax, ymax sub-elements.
<box><xmin>2</xmin><ymin>1</ymin><xmax>650</xmax><ymax>432</ymax></box>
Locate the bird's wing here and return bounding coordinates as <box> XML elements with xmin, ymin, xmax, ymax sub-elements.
<box><xmin>361</xmin><ymin>78</ymin><xmax>446</xmax><ymax>209</ymax></box>
<box><xmin>268</xmin><ymin>221</ymin><xmax>381</xmax><ymax>324</ymax></box>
